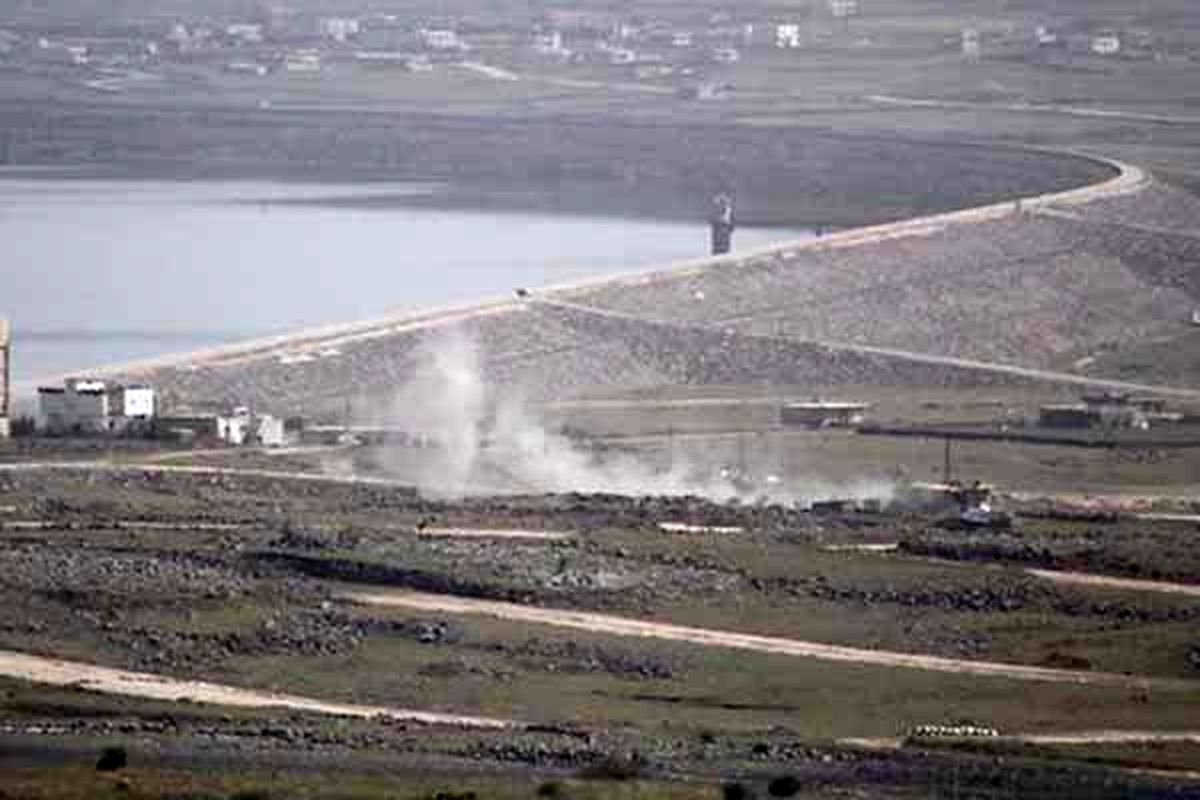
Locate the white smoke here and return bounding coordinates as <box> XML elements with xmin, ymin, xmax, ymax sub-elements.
<box><xmin>366</xmin><ymin>325</ymin><xmax>892</xmax><ymax>506</ymax></box>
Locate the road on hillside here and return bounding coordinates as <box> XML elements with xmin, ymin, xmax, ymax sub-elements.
<box><xmin>0</xmin><ymin>649</ymin><xmax>513</xmax><ymax>729</ymax></box>
<box><xmin>345</xmin><ymin>590</ymin><xmax>1192</xmax><ymax>690</ymax></box>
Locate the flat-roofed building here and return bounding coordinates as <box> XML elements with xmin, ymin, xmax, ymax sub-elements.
<box><xmin>37</xmin><ymin>378</ymin><xmax>157</xmax><ymax>435</ymax></box>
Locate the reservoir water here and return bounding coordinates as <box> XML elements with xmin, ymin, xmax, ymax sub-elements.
<box><xmin>1</xmin><ymin>175</ymin><xmax>806</xmax><ymax>384</ymax></box>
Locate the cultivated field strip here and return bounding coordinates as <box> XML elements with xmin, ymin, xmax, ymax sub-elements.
<box><xmin>345</xmin><ymin>591</ymin><xmax>1193</xmax><ymax>690</ymax></box>
<box><xmin>0</xmin><ymin>650</ymin><xmax>516</xmax><ymax>729</ymax></box>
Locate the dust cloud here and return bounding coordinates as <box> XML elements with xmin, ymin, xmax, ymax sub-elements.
<box><xmin>361</xmin><ymin>326</ymin><xmax>892</xmax><ymax>506</ymax></box>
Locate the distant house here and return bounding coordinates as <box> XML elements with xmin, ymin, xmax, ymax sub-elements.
<box><xmin>775</xmin><ymin>24</ymin><xmax>802</xmax><ymax>49</ymax></box>
<box><xmin>711</xmin><ymin>46</ymin><xmax>740</xmax><ymax>63</ymax></box>
<box><xmin>33</xmin><ymin>37</ymin><xmax>88</xmax><ymax>65</ymax></box>
<box><xmin>1035</xmin><ymin>25</ymin><xmax>1058</xmax><ymax>46</ymax></box>
<box><xmin>419</xmin><ymin>29</ymin><xmax>465</xmax><ymax>51</ymax></box>
<box><xmin>37</xmin><ymin>378</ymin><xmax>156</xmax><ymax>435</ymax></box>
<box><xmin>225</xmin><ymin>60</ymin><xmax>268</xmax><ymax>76</ymax></box>
<box><xmin>696</xmin><ymin>80</ymin><xmax>733</xmax><ymax>100</ymax></box>
<box><xmin>962</xmin><ymin>28</ymin><xmax>981</xmax><ymax>59</ymax></box>
<box><xmin>543</xmin><ymin>9</ymin><xmax>620</xmax><ymax>36</ymax></box>
<box><xmin>606</xmin><ymin>46</ymin><xmax>636</xmax><ymax>65</ymax></box>
<box><xmin>158</xmin><ymin>407</ymin><xmax>286</xmax><ymax>446</ymax></box>
<box><xmin>256</xmin><ymin>414</ymin><xmax>286</xmax><ymax>447</ymax></box>
<box><xmin>0</xmin><ymin>29</ymin><xmax>21</xmax><ymax>56</ymax></box>
<box><xmin>532</xmin><ymin>30</ymin><xmax>563</xmax><ymax>52</ymax></box>
<box><xmin>113</xmin><ymin>385</ymin><xmax>156</xmax><ymax>420</ymax></box>
<box><xmin>829</xmin><ymin>0</ymin><xmax>859</xmax><ymax>21</ymax></box>
<box><xmin>1092</xmin><ymin>33</ymin><xmax>1121</xmax><ymax>56</ymax></box>
<box><xmin>225</xmin><ymin>23</ymin><xmax>263</xmax><ymax>44</ymax></box>
<box><xmin>531</xmin><ymin>30</ymin><xmax>571</xmax><ymax>59</ymax></box>
<box><xmin>284</xmin><ymin>51</ymin><xmax>321</xmax><ymax>72</ymax></box>
<box><xmin>353</xmin><ymin>50</ymin><xmax>403</xmax><ymax>64</ymax></box>
<box><xmin>319</xmin><ymin>17</ymin><xmax>360</xmax><ymax>43</ymax></box>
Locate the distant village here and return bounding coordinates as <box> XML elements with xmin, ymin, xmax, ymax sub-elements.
<box><xmin>0</xmin><ymin>1</ymin><xmax>1186</xmax><ymax>102</ymax></box>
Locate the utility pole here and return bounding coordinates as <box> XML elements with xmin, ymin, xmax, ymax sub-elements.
<box><xmin>942</xmin><ymin>437</ymin><xmax>953</xmax><ymax>484</ymax></box>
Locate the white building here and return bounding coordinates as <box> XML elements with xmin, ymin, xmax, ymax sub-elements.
<box><xmin>533</xmin><ymin>31</ymin><xmax>562</xmax><ymax>51</ymax></box>
<box><xmin>319</xmin><ymin>17</ymin><xmax>360</xmax><ymax>42</ymax></box>
<box><xmin>284</xmin><ymin>51</ymin><xmax>321</xmax><ymax>72</ymax></box>
<box><xmin>532</xmin><ymin>30</ymin><xmax>570</xmax><ymax>58</ymax></box>
<box><xmin>962</xmin><ymin>28</ymin><xmax>981</xmax><ymax>59</ymax></box>
<box><xmin>606</xmin><ymin>46</ymin><xmax>636</xmax><ymax>65</ymax></box>
<box><xmin>712</xmin><ymin>46</ymin><xmax>740</xmax><ymax>64</ymax></box>
<box><xmin>775</xmin><ymin>24</ymin><xmax>802</xmax><ymax>49</ymax></box>
<box><xmin>37</xmin><ymin>379</ymin><xmax>113</xmax><ymax>434</ymax></box>
<box><xmin>217</xmin><ymin>414</ymin><xmax>248</xmax><ymax>445</ymax></box>
<box><xmin>225</xmin><ymin>23</ymin><xmax>263</xmax><ymax>43</ymax></box>
<box><xmin>419</xmin><ymin>29</ymin><xmax>464</xmax><ymax>51</ymax></box>
<box><xmin>34</xmin><ymin>38</ymin><xmax>88</xmax><ymax>65</ymax></box>
<box><xmin>256</xmin><ymin>414</ymin><xmax>285</xmax><ymax>447</ymax></box>
<box><xmin>37</xmin><ymin>379</ymin><xmax>157</xmax><ymax>435</ymax></box>
<box><xmin>1092</xmin><ymin>33</ymin><xmax>1121</xmax><ymax>56</ymax></box>
<box><xmin>215</xmin><ymin>408</ymin><xmax>285</xmax><ymax>446</ymax></box>
<box><xmin>114</xmin><ymin>385</ymin><xmax>156</xmax><ymax>419</ymax></box>
<box><xmin>225</xmin><ymin>60</ymin><xmax>268</xmax><ymax>76</ymax></box>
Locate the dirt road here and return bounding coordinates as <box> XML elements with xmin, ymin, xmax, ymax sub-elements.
<box><xmin>866</xmin><ymin>95</ymin><xmax>1200</xmax><ymax>127</ymax></box>
<box><xmin>842</xmin><ymin>730</ymin><xmax>1200</xmax><ymax>749</ymax></box>
<box><xmin>345</xmin><ymin>590</ymin><xmax>1189</xmax><ymax>689</ymax></box>
<box><xmin>1027</xmin><ymin>569</ymin><xmax>1200</xmax><ymax>599</ymax></box>
<box><xmin>0</xmin><ymin>649</ymin><xmax>515</xmax><ymax>729</ymax></box>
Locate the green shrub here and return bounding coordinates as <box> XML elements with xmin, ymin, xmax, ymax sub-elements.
<box><xmin>767</xmin><ymin>775</ymin><xmax>801</xmax><ymax>798</ymax></box>
<box><xmin>576</xmin><ymin>753</ymin><xmax>646</xmax><ymax>781</ymax></box>
<box><xmin>722</xmin><ymin>781</ymin><xmax>754</xmax><ymax>800</ymax></box>
<box><xmin>95</xmin><ymin>745</ymin><xmax>127</xmax><ymax>772</ymax></box>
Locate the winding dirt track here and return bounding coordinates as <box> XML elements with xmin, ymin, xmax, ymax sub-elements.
<box><xmin>345</xmin><ymin>590</ymin><xmax>1192</xmax><ymax>690</ymax></box>
<box><xmin>1027</xmin><ymin>568</ymin><xmax>1200</xmax><ymax>599</ymax></box>
<box><xmin>0</xmin><ymin>650</ymin><xmax>514</xmax><ymax>729</ymax></box>
<box><xmin>841</xmin><ymin>731</ymin><xmax>1200</xmax><ymax>750</ymax></box>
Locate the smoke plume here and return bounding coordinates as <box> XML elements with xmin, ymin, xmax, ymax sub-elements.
<box><xmin>364</xmin><ymin>325</ymin><xmax>891</xmax><ymax>506</ymax></box>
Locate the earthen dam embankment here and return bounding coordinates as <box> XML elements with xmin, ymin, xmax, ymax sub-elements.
<box><xmin>70</xmin><ymin>126</ymin><xmax>1200</xmax><ymax>416</ymax></box>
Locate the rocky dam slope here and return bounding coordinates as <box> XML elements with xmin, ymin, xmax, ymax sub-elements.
<box><xmin>99</xmin><ymin>150</ymin><xmax>1200</xmax><ymax>418</ymax></box>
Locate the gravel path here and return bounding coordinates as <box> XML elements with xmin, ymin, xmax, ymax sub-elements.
<box><xmin>0</xmin><ymin>649</ymin><xmax>515</xmax><ymax>729</ymax></box>
<box><xmin>1027</xmin><ymin>568</ymin><xmax>1200</xmax><ymax>598</ymax></box>
<box><xmin>345</xmin><ymin>590</ymin><xmax>1191</xmax><ymax>689</ymax></box>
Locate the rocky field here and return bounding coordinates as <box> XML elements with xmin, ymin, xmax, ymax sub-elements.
<box><xmin>1</xmin><ymin>465</ymin><xmax>1199</xmax><ymax>798</ymax></box>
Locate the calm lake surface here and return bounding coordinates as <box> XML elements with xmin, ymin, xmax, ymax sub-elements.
<box><xmin>1</xmin><ymin>175</ymin><xmax>807</xmax><ymax>384</ymax></box>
